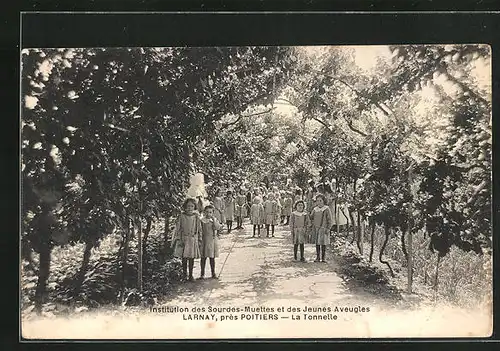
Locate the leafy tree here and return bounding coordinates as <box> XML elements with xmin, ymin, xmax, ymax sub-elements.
<box><xmin>22</xmin><ymin>46</ymin><xmax>294</xmax><ymax>309</ymax></box>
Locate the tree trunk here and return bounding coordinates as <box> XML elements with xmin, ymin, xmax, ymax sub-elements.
<box><xmin>401</xmin><ymin>229</ymin><xmax>409</xmax><ymax>263</ymax></box>
<box><xmin>164</xmin><ymin>215</ymin><xmax>170</xmax><ymax>247</ymax></box>
<box><xmin>74</xmin><ymin>241</ymin><xmax>93</xmax><ymax>295</ymax></box>
<box><xmin>350</xmin><ymin>179</ymin><xmax>357</xmax><ymax>244</ymax></box>
<box><xmin>120</xmin><ymin>217</ymin><xmax>131</xmax><ymax>304</ymax></box>
<box><xmin>138</xmin><ymin>215</ymin><xmax>143</xmax><ymax>292</ymax></box>
<box><xmin>349</xmin><ymin>211</ymin><xmax>356</xmax><ymax>244</ymax></box>
<box><xmin>162</xmin><ymin>215</ymin><xmax>171</xmax><ymax>264</ymax></box>
<box><xmin>143</xmin><ymin>216</ymin><xmax>152</xmax><ymax>249</ymax></box>
<box><xmin>335</xmin><ymin>177</ymin><xmax>340</xmax><ymax>235</ymax></box>
<box><xmin>407</xmin><ymin>228</ymin><xmax>413</xmax><ymax>294</ymax></box>
<box><xmin>34</xmin><ymin>239</ymin><xmax>51</xmax><ymax>314</ymax></box>
<box><xmin>340</xmin><ymin>207</ymin><xmax>349</xmax><ymax>234</ymax></box>
<box><xmin>369</xmin><ymin>221</ymin><xmax>376</xmax><ymax>262</ymax></box>
<box><xmin>142</xmin><ymin>216</ymin><xmax>152</xmax><ymax>274</ymax></box>
<box><xmin>434</xmin><ymin>254</ymin><xmax>441</xmax><ymax>296</ymax></box>
<box><xmin>137</xmin><ymin>136</ymin><xmax>144</xmax><ymax>293</ymax></box>
<box><xmin>22</xmin><ymin>241</ymin><xmax>39</xmax><ymax>276</ymax></box>
<box><xmin>379</xmin><ymin>223</ymin><xmax>395</xmax><ymax>277</ymax></box>
<box><xmin>356</xmin><ymin>212</ymin><xmax>363</xmax><ymax>255</ymax></box>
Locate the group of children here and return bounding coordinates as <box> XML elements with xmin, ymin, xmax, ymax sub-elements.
<box><xmin>245</xmin><ymin>184</ymin><xmax>335</xmax><ymax>263</ymax></box>
<box><xmin>171</xmin><ymin>181</ymin><xmax>346</xmax><ymax>281</ymax></box>
<box><xmin>211</xmin><ymin>186</ymin><xmax>295</xmax><ymax>237</ymax></box>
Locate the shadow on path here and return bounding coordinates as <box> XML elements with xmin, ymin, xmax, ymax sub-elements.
<box><xmin>160</xmin><ymin>223</ymin><xmax>405</xmax><ymax>309</ymax></box>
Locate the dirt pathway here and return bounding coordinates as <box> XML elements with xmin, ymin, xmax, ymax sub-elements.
<box><xmin>161</xmin><ymin>220</ymin><xmax>390</xmax><ymax>309</ymax></box>
<box><xmin>21</xmin><ymin>220</ymin><xmax>492</xmax><ymax>339</ymax></box>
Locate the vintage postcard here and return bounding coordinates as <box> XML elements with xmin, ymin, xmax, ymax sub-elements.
<box><xmin>20</xmin><ymin>42</ymin><xmax>492</xmax><ymax>339</ymax></box>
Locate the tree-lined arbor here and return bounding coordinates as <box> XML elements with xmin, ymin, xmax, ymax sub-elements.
<box><xmin>263</xmin><ymin>45</ymin><xmax>492</xmax><ymax>292</ymax></box>
<box><xmin>22</xmin><ymin>46</ymin><xmax>294</xmax><ymax>311</ymax></box>
<box><xmin>21</xmin><ymin>44</ymin><xmax>492</xmax><ymax>312</ymax></box>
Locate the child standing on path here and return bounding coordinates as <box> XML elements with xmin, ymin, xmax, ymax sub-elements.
<box><xmin>171</xmin><ymin>198</ymin><xmax>202</xmax><ymax>281</ymax></box>
<box><xmin>199</xmin><ymin>205</ymin><xmax>222</xmax><ymax>279</ymax></box>
<box><xmin>282</xmin><ymin>191</ymin><xmax>293</xmax><ymax>225</ymax></box>
<box><xmin>224</xmin><ymin>190</ymin><xmax>236</xmax><ymax>233</ymax></box>
<box><xmin>290</xmin><ymin>200</ymin><xmax>310</xmax><ymax>262</ymax></box>
<box><xmin>250</xmin><ymin>196</ymin><xmax>264</xmax><ymax>237</ymax></box>
<box><xmin>264</xmin><ymin>192</ymin><xmax>280</xmax><ymax>238</ymax></box>
<box><xmin>235</xmin><ymin>188</ymin><xmax>247</xmax><ymax>230</ymax></box>
<box><xmin>212</xmin><ymin>189</ymin><xmax>226</xmax><ymax>231</ymax></box>
<box><xmin>310</xmin><ymin>194</ymin><xmax>333</xmax><ymax>263</ymax></box>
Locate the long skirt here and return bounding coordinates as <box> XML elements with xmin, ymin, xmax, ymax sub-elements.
<box><xmin>200</xmin><ymin>237</ymin><xmax>219</xmax><ymax>258</ymax></box>
<box><xmin>251</xmin><ymin>215</ymin><xmax>263</xmax><ymax>225</ymax></box>
<box><xmin>313</xmin><ymin>226</ymin><xmax>331</xmax><ymax>245</ymax></box>
<box><xmin>225</xmin><ymin>207</ymin><xmax>234</xmax><ymax>221</ymax></box>
<box><xmin>292</xmin><ymin>228</ymin><xmax>307</xmax><ymax>244</ymax></box>
<box><xmin>173</xmin><ymin>236</ymin><xmax>201</xmax><ymax>259</ymax></box>
<box><xmin>235</xmin><ymin>204</ymin><xmax>247</xmax><ymax>218</ymax></box>
<box><xmin>265</xmin><ymin>213</ymin><xmax>279</xmax><ymax>225</ymax></box>
<box><xmin>282</xmin><ymin>207</ymin><xmax>292</xmax><ymax>216</ymax></box>
<box><xmin>214</xmin><ymin>207</ymin><xmax>225</xmax><ymax>224</ymax></box>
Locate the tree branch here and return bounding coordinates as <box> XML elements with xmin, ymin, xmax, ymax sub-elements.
<box><xmin>277</xmin><ymin>96</ymin><xmax>369</xmax><ymax>138</ymax></box>
<box><xmin>275</xmin><ymin>97</ymin><xmax>295</xmax><ymax>106</ymax></box>
<box><xmin>294</xmin><ymin>67</ymin><xmax>392</xmax><ymax>117</ymax></box>
<box><xmin>443</xmin><ymin>71</ymin><xmax>490</xmax><ymax>107</ymax></box>
<box><xmin>465</xmin><ymin>180</ymin><xmax>488</xmax><ymax>208</ymax></box>
<box><xmin>219</xmin><ymin>107</ymin><xmax>277</xmax><ymax>130</ymax></box>
<box><xmin>339</xmin><ymin>114</ymin><xmax>368</xmax><ymax>137</ymax></box>
<box><xmin>310</xmin><ymin>116</ymin><xmax>334</xmax><ymax>133</ymax></box>
<box><xmin>334</xmin><ymin>77</ymin><xmax>391</xmax><ymax>116</ymax></box>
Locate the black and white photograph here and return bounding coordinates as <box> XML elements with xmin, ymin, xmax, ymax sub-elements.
<box><xmin>20</xmin><ymin>43</ymin><xmax>492</xmax><ymax>339</ymax></box>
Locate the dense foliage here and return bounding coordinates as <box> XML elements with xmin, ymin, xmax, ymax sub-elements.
<box><xmin>21</xmin><ymin>44</ymin><xmax>492</xmax><ymax>313</ymax></box>
<box><xmin>22</xmin><ymin>46</ymin><xmax>294</xmax><ymax>311</ymax></box>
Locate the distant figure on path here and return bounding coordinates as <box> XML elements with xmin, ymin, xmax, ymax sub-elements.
<box><xmin>281</xmin><ymin>191</ymin><xmax>293</xmax><ymax>225</ymax></box>
<box><xmin>305</xmin><ymin>180</ymin><xmax>317</xmax><ymax>212</ymax></box>
<box><xmin>264</xmin><ymin>192</ymin><xmax>280</xmax><ymax>238</ymax></box>
<box><xmin>293</xmin><ymin>187</ymin><xmax>304</xmax><ymax>207</ymax></box>
<box><xmin>224</xmin><ymin>190</ymin><xmax>236</xmax><ymax>233</ymax></box>
<box><xmin>235</xmin><ymin>188</ymin><xmax>247</xmax><ymax>230</ymax></box>
<box><xmin>246</xmin><ymin>189</ymin><xmax>253</xmax><ymax>218</ymax></box>
<box><xmin>250</xmin><ymin>196</ymin><xmax>265</xmax><ymax>237</ymax></box>
<box><xmin>212</xmin><ymin>189</ymin><xmax>226</xmax><ymax>230</ymax></box>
